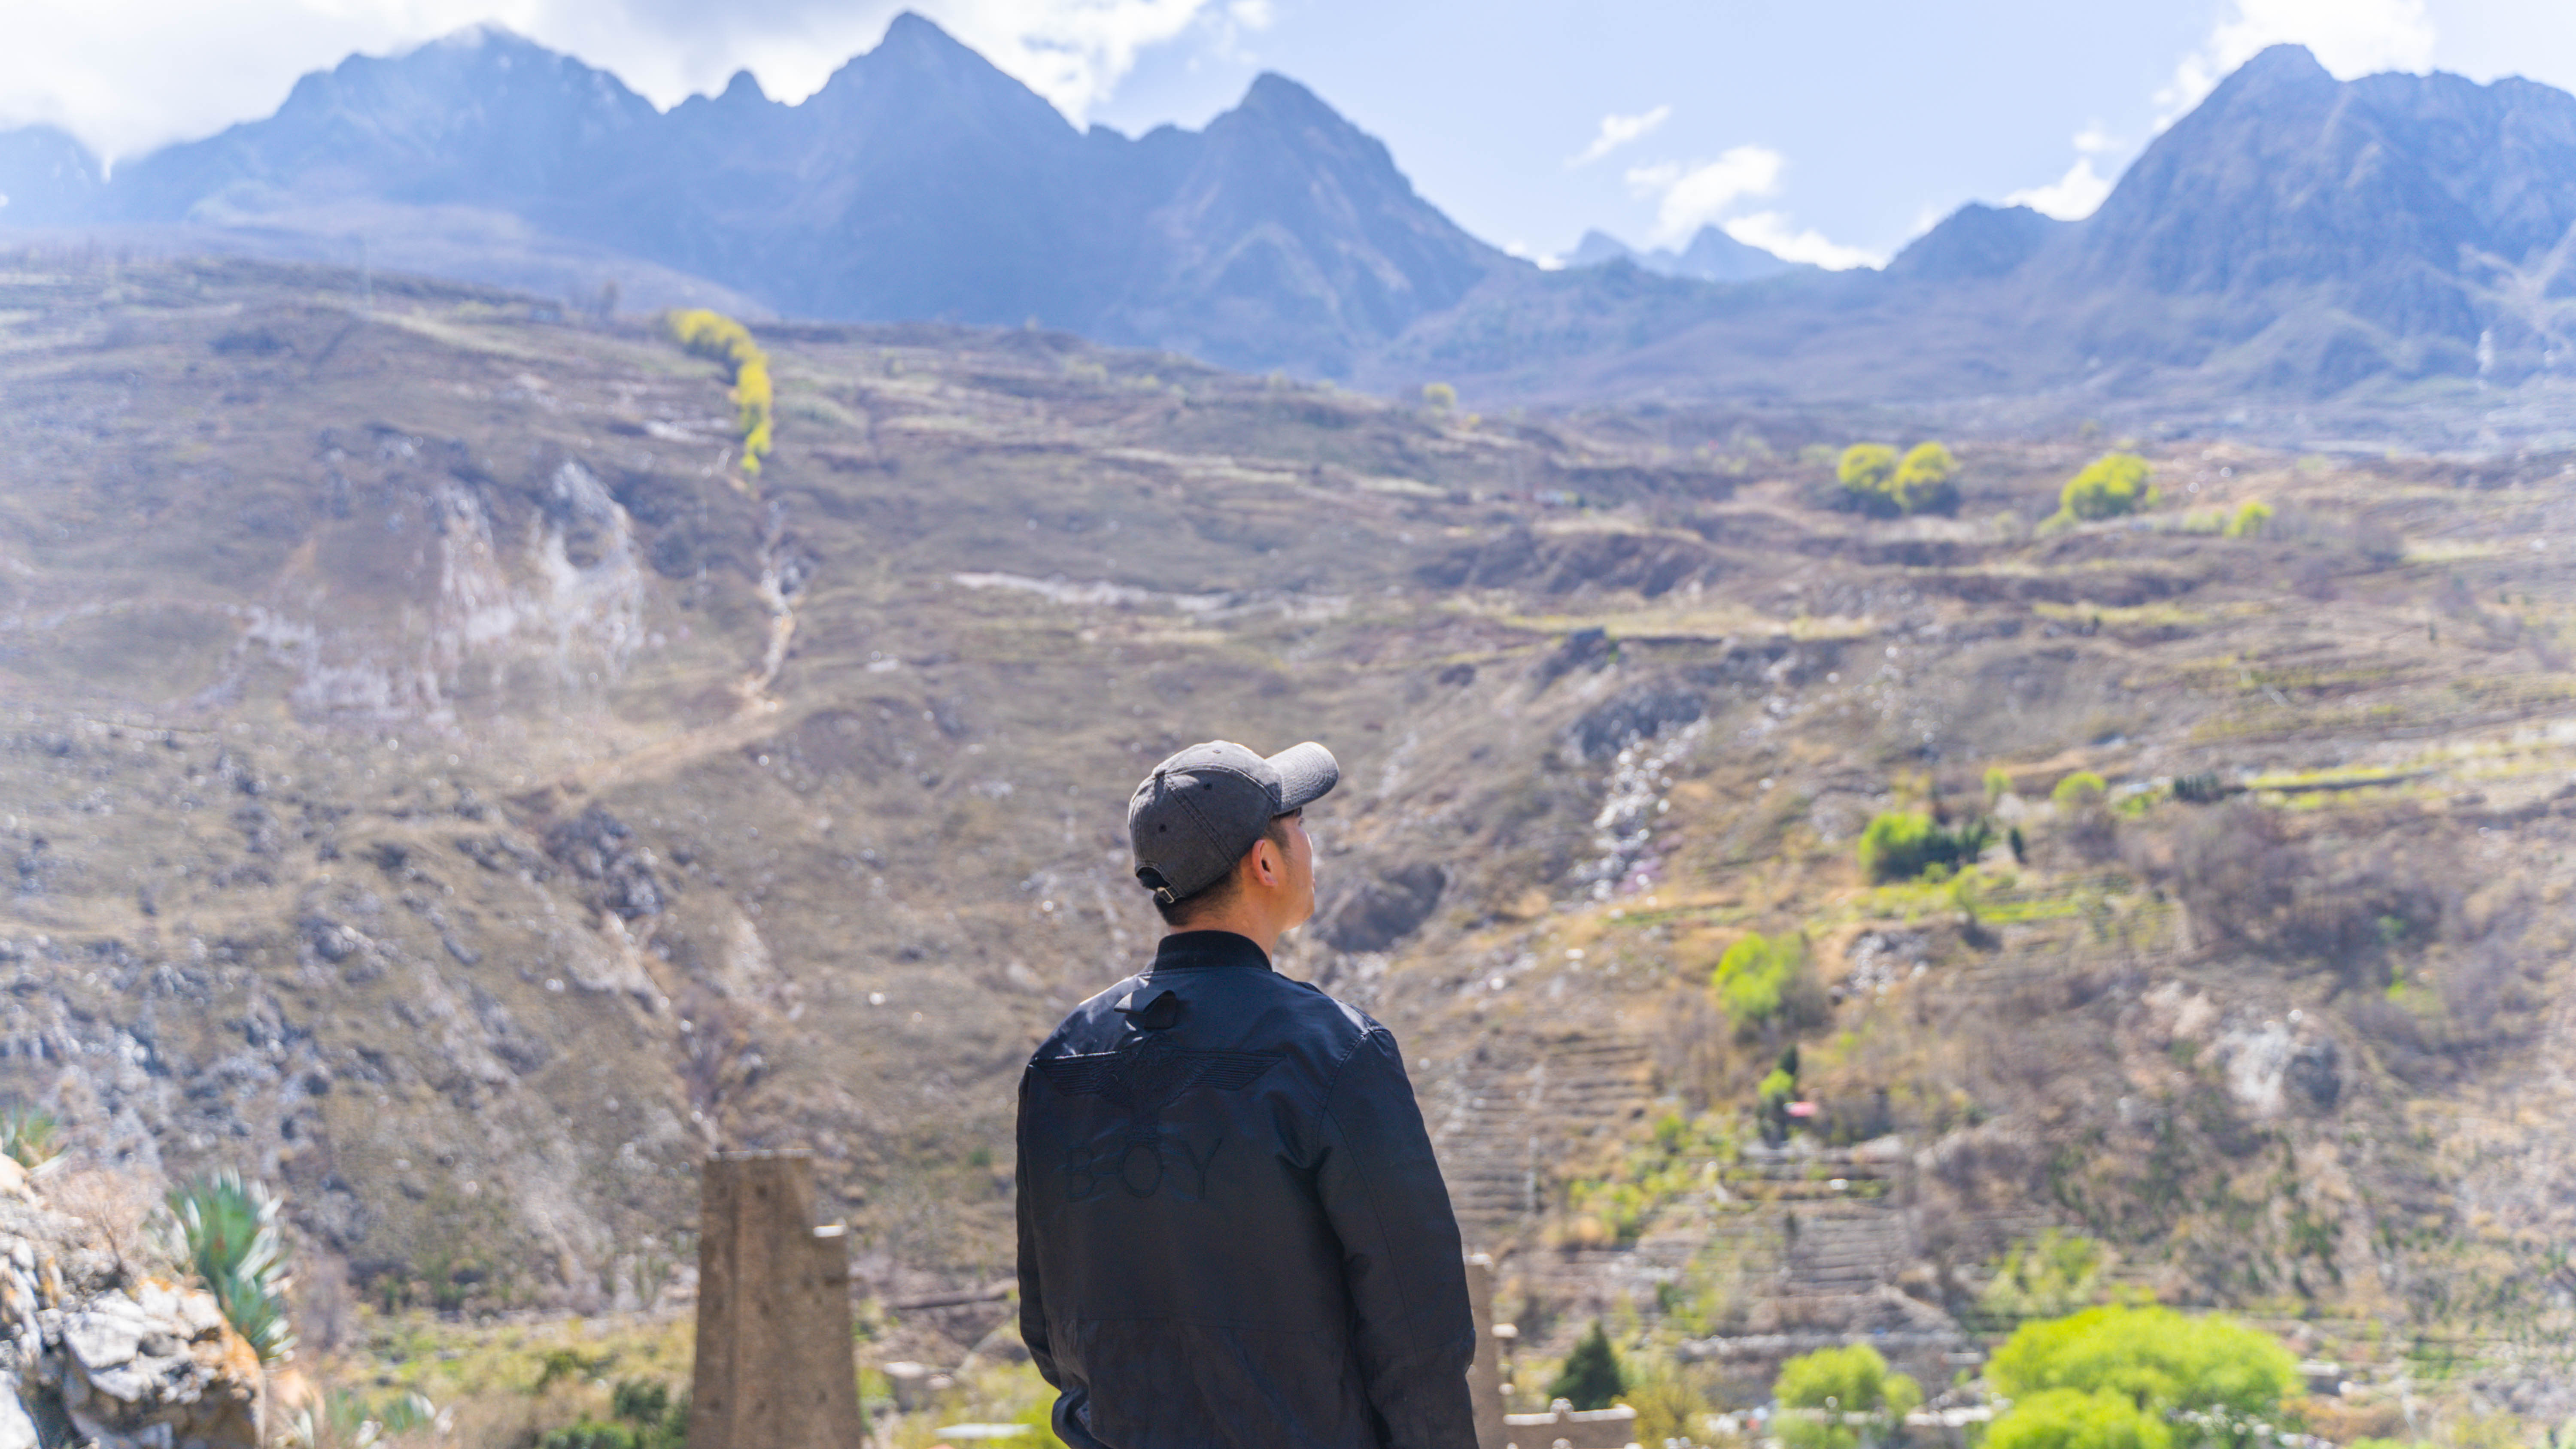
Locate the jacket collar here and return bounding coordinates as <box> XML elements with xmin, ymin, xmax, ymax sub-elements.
<box><xmin>1150</xmin><ymin>931</ymin><xmax>1273</xmax><ymax>973</ymax></box>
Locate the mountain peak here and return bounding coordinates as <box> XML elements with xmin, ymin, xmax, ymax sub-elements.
<box><xmin>2239</xmin><ymin>42</ymin><xmax>2331</xmax><ymax>81</ymax></box>
<box><xmin>1243</xmin><ymin>72</ymin><xmax>1326</xmax><ymax>109</ymax></box>
<box><xmin>880</xmin><ymin>11</ymin><xmax>974</xmax><ymax>57</ymax></box>
<box><xmin>2205</xmin><ymin>41</ymin><xmax>2337</xmax><ymax>105</ymax></box>
<box><xmin>1887</xmin><ymin>203</ymin><xmax>2060</xmax><ymax>282</ymax></box>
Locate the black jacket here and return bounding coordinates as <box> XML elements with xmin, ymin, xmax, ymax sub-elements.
<box><xmin>1016</xmin><ymin>931</ymin><xmax>1476</xmax><ymax>1449</ymax></box>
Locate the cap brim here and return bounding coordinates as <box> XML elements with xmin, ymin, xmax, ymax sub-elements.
<box><xmin>1267</xmin><ymin>741</ymin><xmax>1339</xmax><ymax>811</ymax></box>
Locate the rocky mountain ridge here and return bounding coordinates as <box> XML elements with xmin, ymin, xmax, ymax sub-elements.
<box><xmin>10</xmin><ymin>33</ymin><xmax>2576</xmax><ymax>413</ymax></box>
<box><xmin>0</xmin><ymin>15</ymin><xmax>1502</xmax><ymax>378</ymax></box>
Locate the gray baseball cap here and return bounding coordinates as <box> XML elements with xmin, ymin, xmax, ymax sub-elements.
<box><xmin>1128</xmin><ymin>740</ymin><xmax>1339</xmax><ymax>904</ymax></box>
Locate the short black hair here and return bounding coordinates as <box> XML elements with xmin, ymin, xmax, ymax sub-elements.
<box><xmin>1155</xmin><ymin>812</ymin><xmax>1296</xmax><ymax>927</ymax></box>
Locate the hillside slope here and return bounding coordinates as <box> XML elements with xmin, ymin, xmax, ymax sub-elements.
<box><xmin>1</xmin><ymin>256</ymin><xmax>2574</xmax><ymax>1410</ymax></box>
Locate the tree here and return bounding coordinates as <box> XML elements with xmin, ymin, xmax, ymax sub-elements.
<box><xmin>1710</xmin><ymin>932</ymin><xmax>1802</xmax><ymax>1025</ymax></box>
<box><xmin>2060</xmin><ymin>453</ymin><xmax>2156</xmax><ymax>521</ymax></box>
<box><xmin>1984</xmin><ymin>1388</ymin><xmax>2171</xmax><ymax>1449</ymax></box>
<box><xmin>2051</xmin><ymin>772</ymin><xmax>2108</xmax><ymax>811</ymax></box>
<box><xmin>1857</xmin><ymin>812</ymin><xmax>1993</xmax><ymax>883</ymax></box>
<box><xmin>1980</xmin><ymin>1230</ymin><xmax>2112</xmax><ymax>1318</ymax></box>
<box><xmin>1893</xmin><ymin>442</ymin><xmax>1959</xmax><ymax>514</ymax></box>
<box><xmin>2225</xmin><ymin>500</ymin><xmax>2272</xmax><ymax>539</ymax></box>
<box><xmin>1839</xmin><ymin>442</ymin><xmax>1959</xmax><ymax>517</ymax></box>
<box><xmin>1547</xmin><ymin>1320</ymin><xmax>1627</xmax><ymax>1410</ymax></box>
<box><xmin>1422</xmin><ymin>381</ymin><xmax>1458</xmax><ymax>411</ymax></box>
<box><xmin>1838</xmin><ymin>444</ymin><xmax>1898</xmax><ymax>500</ymax></box>
<box><xmin>1774</xmin><ymin>1344</ymin><xmax>1922</xmax><ymax>1449</ymax></box>
<box><xmin>1988</xmin><ymin>1305</ymin><xmax>2299</xmax><ymax>1425</ymax></box>
<box><xmin>1984</xmin><ymin>766</ymin><xmax>2014</xmax><ymax>806</ymax></box>
<box><xmin>662</xmin><ymin>309</ymin><xmax>775</xmax><ymax>475</ymax></box>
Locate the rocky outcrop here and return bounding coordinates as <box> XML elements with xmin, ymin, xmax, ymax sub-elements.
<box><xmin>0</xmin><ymin>1184</ymin><xmax>263</xmax><ymax>1449</ymax></box>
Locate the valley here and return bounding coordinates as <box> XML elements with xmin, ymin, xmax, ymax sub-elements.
<box><xmin>2</xmin><ymin>252</ymin><xmax>2575</xmax><ymax>1431</ymax></box>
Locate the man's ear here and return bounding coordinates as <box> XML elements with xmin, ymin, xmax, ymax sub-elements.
<box><xmin>1247</xmin><ymin>837</ymin><xmax>1282</xmax><ymax>887</ymax></box>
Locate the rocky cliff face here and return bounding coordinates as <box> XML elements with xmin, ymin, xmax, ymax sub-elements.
<box><xmin>0</xmin><ymin>1161</ymin><xmax>265</xmax><ymax>1449</ymax></box>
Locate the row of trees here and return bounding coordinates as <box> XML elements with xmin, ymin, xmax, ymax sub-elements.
<box><xmin>1771</xmin><ymin>1305</ymin><xmax>2296</xmax><ymax>1449</ymax></box>
<box><xmin>1835</xmin><ymin>445</ymin><xmax>2233</xmax><ymax>529</ymax></box>
<box><xmin>1548</xmin><ymin>1302</ymin><xmax>2299</xmax><ymax>1449</ymax></box>
<box><xmin>664</xmin><ymin>309</ymin><xmax>775</xmax><ymax>474</ymax></box>
<box><xmin>1838</xmin><ymin>443</ymin><xmax>1958</xmax><ymax>516</ymax></box>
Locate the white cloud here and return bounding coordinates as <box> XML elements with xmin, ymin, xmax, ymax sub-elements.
<box><xmin>2157</xmin><ymin>0</ymin><xmax>2436</xmax><ymax>124</ymax></box>
<box><xmin>1722</xmin><ymin>211</ymin><xmax>1881</xmax><ymax>271</ymax></box>
<box><xmin>2007</xmin><ymin>126</ymin><xmax>2120</xmax><ymax>220</ymax></box>
<box><xmin>1622</xmin><ymin>143</ymin><xmax>1877</xmax><ymax>268</ymax></box>
<box><xmin>1568</xmin><ymin>104</ymin><xmax>1670</xmax><ymax>167</ymax></box>
<box><xmin>1625</xmin><ymin>144</ymin><xmax>1783</xmax><ymax>246</ymax></box>
<box><xmin>0</xmin><ymin>0</ymin><xmax>1218</xmax><ymax>162</ymax></box>
<box><xmin>933</xmin><ymin>0</ymin><xmax>1212</xmax><ymax>118</ymax></box>
<box><xmin>2005</xmin><ymin>158</ymin><xmax>2111</xmax><ymax>220</ymax></box>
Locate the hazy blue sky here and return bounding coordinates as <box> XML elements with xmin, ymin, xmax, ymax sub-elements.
<box><xmin>7</xmin><ymin>0</ymin><xmax>2576</xmax><ymax>267</ymax></box>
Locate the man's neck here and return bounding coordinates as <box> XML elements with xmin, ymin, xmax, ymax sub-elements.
<box><xmin>1163</xmin><ymin>909</ymin><xmax>1280</xmax><ymax>958</ymax></box>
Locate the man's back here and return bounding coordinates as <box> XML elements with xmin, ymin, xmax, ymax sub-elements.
<box><xmin>1016</xmin><ymin>931</ymin><xmax>1477</xmax><ymax>1449</ymax></box>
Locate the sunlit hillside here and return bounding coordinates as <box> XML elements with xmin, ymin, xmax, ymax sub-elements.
<box><xmin>2</xmin><ymin>252</ymin><xmax>2574</xmax><ymax>1431</ymax></box>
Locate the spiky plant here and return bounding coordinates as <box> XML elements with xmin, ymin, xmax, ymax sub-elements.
<box><xmin>0</xmin><ymin>1105</ymin><xmax>61</xmax><ymax>1175</ymax></box>
<box><xmin>163</xmin><ymin>1170</ymin><xmax>296</xmax><ymax>1362</ymax></box>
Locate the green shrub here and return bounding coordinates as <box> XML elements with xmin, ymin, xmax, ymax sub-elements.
<box><xmin>0</xmin><ymin>1105</ymin><xmax>60</xmax><ymax>1172</ymax></box>
<box><xmin>1547</xmin><ymin>1320</ymin><xmax>1627</xmax><ymax>1410</ymax></box>
<box><xmin>2225</xmin><ymin>500</ymin><xmax>2272</xmax><ymax>538</ymax></box>
<box><xmin>1989</xmin><ymin>1304</ymin><xmax>2298</xmax><ymax>1423</ymax></box>
<box><xmin>2050</xmin><ymin>772</ymin><xmax>2107</xmax><ymax>810</ymax></box>
<box><xmin>1422</xmin><ymin>382</ymin><xmax>1458</xmax><ymax>411</ymax></box>
<box><xmin>1838</xmin><ymin>443</ymin><xmax>1897</xmax><ymax>497</ymax></box>
<box><xmin>1775</xmin><ymin>1343</ymin><xmax>1921</xmax><ymax>1449</ymax></box>
<box><xmin>1622</xmin><ymin>1369</ymin><xmax>1709</xmax><ymax>1449</ymax></box>
<box><xmin>1838</xmin><ymin>442</ymin><xmax>1958</xmax><ymax>516</ymax></box>
<box><xmin>1892</xmin><ymin>442</ymin><xmax>1959</xmax><ymax>514</ymax></box>
<box><xmin>1856</xmin><ymin>812</ymin><xmax>1993</xmax><ymax>882</ymax></box>
<box><xmin>1980</xmin><ymin>1230</ymin><xmax>2111</xmax><ymax>1319</ymax></box>
<box><xmin>1985</xmin><ymin>1388</ymin><xmax>2171</xmax><ymax>1449</ymax></box>
<box><xmin>162</xmin><ymin>1171</ymin><xmax>295</xmax><ymax>1362</ymax></box>
<box><xmin>2059</xmin><ymin>453</ymin><xmax>2156</xmax><ymax>521</ymax></box>
<box><xmin>2170</xmin><ymin>771</ymin><xmax>2226</xmax><ymax>804</ymax></box>
<box><xmin>1710</xmin><ymin>932</ymin><xmax>1805</xmax><ymax>1025</ymax></box>
<box><xmin>1758</xmin><ymin>1065</ymin><xmax>1796</xmax><ymax>1105</ymax></box>
<box><xmin>1984</xmin><ymin>766</ymin><xmax>2013</xmax><ymax>805</ymax></box>
<box><xmin>541</xmin><ymin>1380</ymin><xmax>687</xmax><ymax>1449</ymax></box>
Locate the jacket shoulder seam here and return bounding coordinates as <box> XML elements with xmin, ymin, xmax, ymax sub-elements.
<box><xmin>1318</xmin><ymin>1022</ymin><xmax>1386</xmax><ymax>1109</ymax></box>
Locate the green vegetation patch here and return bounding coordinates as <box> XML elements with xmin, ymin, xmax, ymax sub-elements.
<box><xmin>1988</xmin><ymin>1305</ymin><xmax>2299</xmax><ymax>1449</ymax></box>
<box><xmin>162</xmin><ymin>1170</ymin><xmax>295</xmax><ymax>1362</ymax></box>
<box><xmin>665</xmin><ymin>309</ymin><xmax>775</xmax><ymax>474</ymax></box>
<box><xmin>1547</xmin><ymin>1320</ymin><xmax>1627</xmax><ymax>1410</ymax></box>
<box><xmin>2058</xmin><ymin>452</ymin><xmax>2158</xmax><ymax>522</ymax></box>
<box><xmin>1774</xmin><ymin>1344</ymin><xmax>1920</xmax><ymax>1449</ymax></box>
<box><xmin>1857</xmin><ymin>811</ymin><xmax>1993</xmax><ymax>883</ymax></box>
<box><xmin>1709</xmin><ymin>931</ymin><xmax>1812</xmax><ymax>1027</ymax></box>
<box><xmin>1837</xmin><ymin>441</ymin><xmax>1959</xmax><ymax>516</ymax></box>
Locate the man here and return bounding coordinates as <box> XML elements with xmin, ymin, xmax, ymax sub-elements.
<box><xmin>1016</xmin><ymin>740</ymin><xmax>1477</xmax><ymax>1449</ymax></box>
